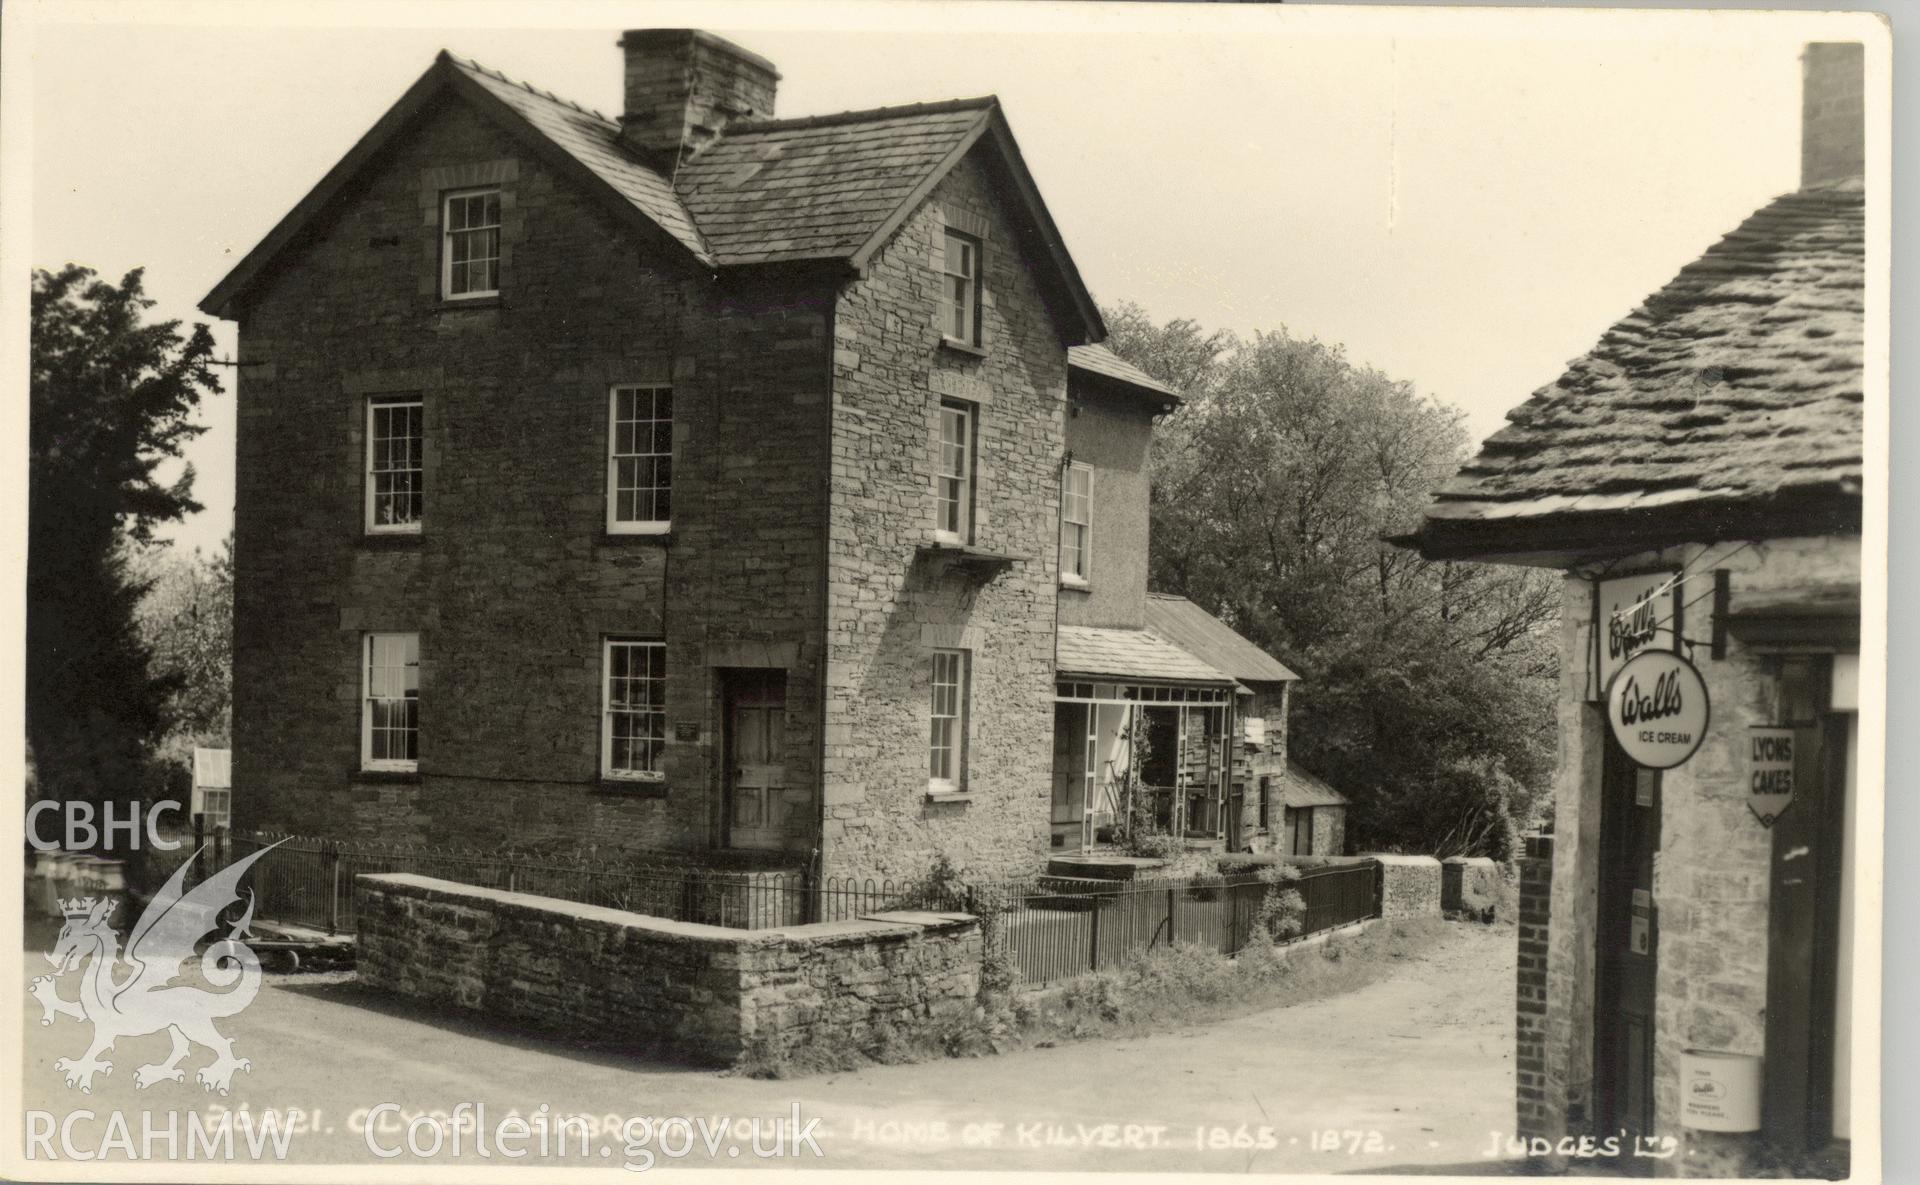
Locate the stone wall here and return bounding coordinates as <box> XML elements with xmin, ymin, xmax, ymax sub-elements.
<box><xmin>1442</xmin><ymin>856</ymin><xmax>1502</xmax><ymax>919</ymax></box>
<box><xmin>820</xmin><ymin>151</ymin><xmax>1068</xmax><ymax>884</ymax></box>
<box><xmin>1366</xmin><ymin>854</ymin><xmax>1442</xmax><ymax>920</ymax></box>
<box><xmin>1536</xmin><ymin>534</ymin><xmax>1859</xmax><ymax>1172</ymax></box>
<box><xmin>231</xmin><ymin>97</ymin><xmax>836</xmax><ymax>855</ymax></box>
<box><xmin>354</xmin><ymin>873</ymin><xmax>981</xmax><ymax>1065</ymax></box>
<box><xmin>1516</xmin><ymin>834</ymin><xmax>1554</xmax><ymax>1141</ymax></box>
<box><xmin>1313</xmin><ymin>806</ymin><xmax>1345</xmax><ymax>857</ymax></box>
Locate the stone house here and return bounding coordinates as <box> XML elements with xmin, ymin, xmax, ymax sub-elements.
<box><xmin>199</xmin><ymin>28</ymin><xmax>1302</xmax><ymax>889</ymax></box>
<box><xmin>1395</xmin><ymin>43</ymin><xmax>1867</xmax><ymax>1177</ymax></box>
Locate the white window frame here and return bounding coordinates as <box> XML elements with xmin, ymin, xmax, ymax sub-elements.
<box><xmin>941</xmin><ymin>228</ymin><xmax>979</xmax><ymax>346</ymax></box>
<box><xmin>601</xmin><ymin>639</ymin><xmax>667</xmax><ymax>782</ymax></box>
<box><xmin>929</xmin><ymin>648</ymin><xmax>970</xmax><ymax>793</ymax></box>
<box><xmin>936</xmin><ymin>400</ymin><xmax>974</xmax><ymax>544</ymax></box>
<box><xmin>441</xmin><ymin>187</ymin><xmax>502</xmax><ymax>300</ymax></box>
<box><xmin>606</xmin><ymin>385</ymin><xmax>673</xmax><ymax>535</ymax></box>
<box><xmin>1061</xmin><ymin>461</ymin><xmax>1092</xmax><ymax>586</ymax></box>
<box><xmin>365</xmin><ymin>397</ymin><xmax>424</xmax><ymax>535</ymax></box>
<box><xmin>361</xmin><ymin>633</ymin><xmax>420</xmax><ymax>772</ymax></box>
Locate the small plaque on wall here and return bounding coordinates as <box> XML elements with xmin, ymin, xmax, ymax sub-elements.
<box><xmin>673</xmin><ymin>721</ymin><xmax>701</xmax><ymax>743</ymax></box>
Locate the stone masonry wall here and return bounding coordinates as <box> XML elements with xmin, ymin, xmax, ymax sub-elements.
<box><xmin>354</xmin><ymin>873</ymin><xmax>981</xmax><ymax>1065</ymax></box>
<box><xmin>1517</xmin><ymin>834</ymin><xmax>1554</xmax><ymax>1140</ymax></box>
<box><xmin>821</xmin><ymin>151</ymin><xmax>1068</xmax><ymax>884</ymax></box>
<box><xmin>1366</xmin><ymin>854</ymin><xmax>1442</xmax><ymax>919</ymax></box>
<box><xmin>1539</xmin><ymin>535</ymin><xmax>1859</xmax><ymax>1174</ymax></box>
<box><xmin>232</xmin><ymin>98</ymin><xmax>832</xmax><ymax>854</ymax></box>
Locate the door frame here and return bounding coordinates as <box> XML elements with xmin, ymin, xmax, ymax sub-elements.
<box><xmin>718</xmin><ymin>667</ymin><xmax>789</xmax><ymax>852</ymax></box>
<box><xmin>1593</xmin><ymin>730</ymin><xmax>1660</xmax><ymax>1167</ymax></box>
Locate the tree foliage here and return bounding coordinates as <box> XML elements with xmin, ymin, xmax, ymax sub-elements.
<box><xmin>29</xmin><ymin>265</ymin><xmax>222</xmax><ymax>809</ymax></box>
<box><xmin>135</xmin><ymin>535</ymin><xmax>235</xmax><ymax>748</ymax></box>
<box><xmin>1107</xmin><ymin>302</ymin><xmax>1559</xmax><ymax>858</ymax></box>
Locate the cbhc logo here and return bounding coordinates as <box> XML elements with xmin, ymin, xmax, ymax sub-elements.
<box><xmin>26</xmin><ymin>800</ymin><xmax>185</xmax><ymax>852</ymax></box>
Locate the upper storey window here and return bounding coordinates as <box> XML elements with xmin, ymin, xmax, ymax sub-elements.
<box><xmin>607</xmin><ymin>385</ymin><xmax>673</xmax><ymax>534</ymax></box>
<box><xmin>941</xmin><ymin>228</ymin><xmax>980</xmax><ymax>348</ymax></box>
<box><xmin>442</xmin><ymin>188</ymin><xmax>501</xmax><ymax>299</ymax></box>
<box><xmin>1061</xmin><ymin>462</ymin><xmax>1092</xmax><ymax>585</ymax></box>
<box><xmin>366</xmin><ymin>396</ymin><xmax>423</xmax><ymax>534</ymax></box>
<box><xmin>936</xmin><ymin>400</ymin><xmax>974</xmax><ymax>544</ymax></box>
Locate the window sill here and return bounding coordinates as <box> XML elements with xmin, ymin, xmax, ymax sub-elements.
<box><xmin>1060</xmin><ymin>577</ymin><xmax>1091</xmax><ymax>591</ymax></box>
<box><xmin>436</xmin><ymin>295</ymin><xmax>502</xmax><ymax>312</ymax></box>
<box><xmin>924</xmin><ymin>790</ymin><xmax>973</xmax><ymax>805</ymax></box>
<box><xmin>593</xmin><ymin>778</ymin><xmax>668</xmax><ymax>799</ymax></box>
<box><xmin>352</xmin><ymin>768</ymin><xmax>421</xmax><ymax>784</ymax></box>
<box><xmin>603</xmin><ymin>525</ymin><xmax>672</xmax><ymax>544</ymax></box>
<box><xmin>939</xmin><ymin>337</ymin><xmax>987</xmax><ymax>359</ymax></box>
<box><xmin>360</xmin><ymin>531</ymin><xmax>425</xmax><ymax>548</ymax></box>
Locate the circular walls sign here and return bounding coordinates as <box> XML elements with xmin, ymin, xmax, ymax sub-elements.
<box><xmin>1606</xmin><ymin>649</ymin><xmax>1710</xmax><ymax>769</ymax></box>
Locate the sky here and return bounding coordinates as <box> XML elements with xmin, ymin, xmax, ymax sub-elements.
<box><xmin>19</xmin><ymin>1</ymin><xmax>1843</xmax><ymax>556</ymax></box>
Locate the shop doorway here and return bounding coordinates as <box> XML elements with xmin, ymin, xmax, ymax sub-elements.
<box><xmin>1594</xmin><ymin>731</ymin><xmax>1660</xmax><ymax>1170</ymax></box>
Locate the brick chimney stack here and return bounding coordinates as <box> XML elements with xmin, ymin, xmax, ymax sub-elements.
<box><xmin>1800</xmin><ymin>42</ymin><xmax>1864</xmax><ymax>188</ymax></box>
<box><xmin>618</xmin><ymin>29</ymin><xmax>779</xmax><ymax>168</ymax></box>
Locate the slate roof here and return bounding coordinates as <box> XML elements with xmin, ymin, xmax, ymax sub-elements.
<box><xmin>1143</xmin><ymin>594</ymin><xmax>1298</xmax><ymax>684</ymax></box>
<box><xmin>449</xmin><ymin>57</ymin><xmax>711</xmax><ymax>264</ymax></box>
<box><xmin>1056</xmin><ymin>626</ymin><xmax>1235</xmax><ymax>686</ymax></box>
<box><xmin>674</xmin><ymin>99</ymin><xmax>994</xmax><ymax>267</ymax></box>
<box><xmin>1403</xmin><ymin>180</ymin><xmax>1864</xmax><ymax>560</ymax></box>
<box><xmin>1068</xmin><ymin>344</ymin><xmax>1185</xmax><ymax>406</ymax></box>
<box><xmin>1276</xmin><ymin>762</ymin><xmax>1348</xmax><ymax>809</ymax></box>
<box><xmin>201</xmin><ymin>49</ymin><xmax>1104</xmax><ymax>344</ymax></box>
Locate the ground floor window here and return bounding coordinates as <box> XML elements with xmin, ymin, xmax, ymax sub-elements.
<box><xmin>602</xmin><ymin>640</ymin><xmax>666</xmax><ymax>780</ymax></box>
<box><xmin>361</xmin><ymin>632</ymin><xmax>419</xmax><ymax>771</ymax></box>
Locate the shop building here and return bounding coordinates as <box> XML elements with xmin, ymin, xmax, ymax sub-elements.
<box><xmin>1396</xmin><ymin>42</ymin><xmax>1869</xmax><ymax>1178</ymax></box>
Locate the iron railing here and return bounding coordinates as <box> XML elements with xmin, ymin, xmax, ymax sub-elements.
<box><xmin>967</xmin><ymin>860</ymin><xmax>1383</xmax><ymax>990</ymax></box>
<box><xmin>227</xmin><ymin>833</ymin><xmax>928</xmax><ymax>934</ymax></box>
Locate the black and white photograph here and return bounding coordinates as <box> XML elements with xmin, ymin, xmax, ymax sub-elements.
<box><xmin>3</xmin><ymin>1</ymin><xmax>1892</xmax><ymax>1181</ymax></box>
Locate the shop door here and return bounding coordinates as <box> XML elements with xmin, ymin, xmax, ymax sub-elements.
<box><xmin>1595</xmin><ymin>733</ymin><xmax>1660</xmax><ymax>1168</ymax></box>
<box><xmin>724</xmin><ymin>670</ymin><xmax>788</xmax><ymax>851</ymax></box>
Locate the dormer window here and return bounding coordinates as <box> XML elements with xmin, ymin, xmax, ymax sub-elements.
<box><xmin>442</xmin><ymin>188</ymin><xmax>501</xmax><ymax>299</ymax></box>
<box><xmin>941</xmin><ymin>228</ymin><xmax>980</xmax><ymax>347</ymax></box>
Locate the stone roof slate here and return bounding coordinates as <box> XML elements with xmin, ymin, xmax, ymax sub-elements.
<box><xmin>1415</xmin><ymin>181</ymin><xmax>1864</xmax><ymax>537</ymax></box>
<box><xmin>1276</xmin><ymin>762</ymin><xmax>1349</xmax><ymax>809</ymax></box>
<box><xmin>673</xmin><ymin>99</ymin><xmax>994</xmax><ymax>267</ymax></box>
<box><xmin>449</xmin><ymin>57</ymin><xmax>712</xmax><ymax>264</ymax></box>
<box><xmin>1056</xmin><ymin>626</ymin><xmax>1235</xmax><ymax>685</ymax></box>
<box><xmin>1069</xmin><ymin>344</ymin><xmax>1184</xmax><ymax>405</ymax></box>
<box><xmin>1143</xmin><ymin>594</ymin><xmax>1297</xmax><ymax>684</ymax></box>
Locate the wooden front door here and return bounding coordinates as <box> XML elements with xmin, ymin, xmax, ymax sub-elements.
<box><xmin>1595</xmin><ymin>733</ymin><xmax>1661</xmax><ymax>1169</ymax></box>
<box><xmin>724</xmin><ymin>670</ymin><xmax>788</xmax><ymax>851</ymax></box>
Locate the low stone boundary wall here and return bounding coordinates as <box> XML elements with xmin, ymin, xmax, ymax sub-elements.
<box><xmin>354</xmin><ymin>873</ymin><xmax>981</xmax><ymax>1065</ymax></box>
<box><xmin>1441</xmin><ymin>856</ymin><xmax>1502</xmax><ymax>919</ymax></box>
<box><xmin>1362</xmin><ymin>854</ymin><xmax>1443</xmax><ymax>919</ymax></box>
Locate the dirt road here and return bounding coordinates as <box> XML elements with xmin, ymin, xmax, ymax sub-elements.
<box><xmin>19</xmin><ymin>919</ymin><xmax>1523</xmax><ymax>1174</ymax></box>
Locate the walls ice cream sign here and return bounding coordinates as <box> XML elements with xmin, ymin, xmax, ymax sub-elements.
<box><xmin>1594</xmin><ymin>570</ymin><xmax>1679</xmax><ymax>701</ymax></box>
<box><xmin>1607</xmin><ymin>650</ymin><xmax>1709</xmax><ymax>770</ymax></box>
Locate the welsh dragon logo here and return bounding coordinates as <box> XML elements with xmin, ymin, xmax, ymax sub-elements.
<box><xmin>31</xmin><ymin>841</ymin><xmax>282</xmax><ymax>1095</ymax></box>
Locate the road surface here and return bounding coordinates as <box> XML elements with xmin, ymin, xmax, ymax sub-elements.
<box><xmin>19</xmin><ymin>917</ymin><xmax>1525</xmax><ymax>1174</ymax></box>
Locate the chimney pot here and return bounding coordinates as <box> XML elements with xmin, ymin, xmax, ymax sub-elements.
<box><xmin>618</xmin><ymin>29</ymin><xmax>779</xmax><ymax>168</ymax></box>
<box><xmin>1800</xmin><ymin>42</ymin><xmax>1864</xmax><ymax>188</ymax></box>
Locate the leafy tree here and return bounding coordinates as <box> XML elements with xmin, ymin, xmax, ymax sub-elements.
<box><xmin>29</xmin><ymin>265</ymin><xmax>222</xmax><ymax>813</ymax></box>
<box><xmin>136</xmin><ymin>534</ymin><xmax>235</xmax><ymax>749</ymax></box>
<box><xmin>1111</xmin><ymin>308</ymin><xmax>1559</xmax><ymax>858</ymax></box>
